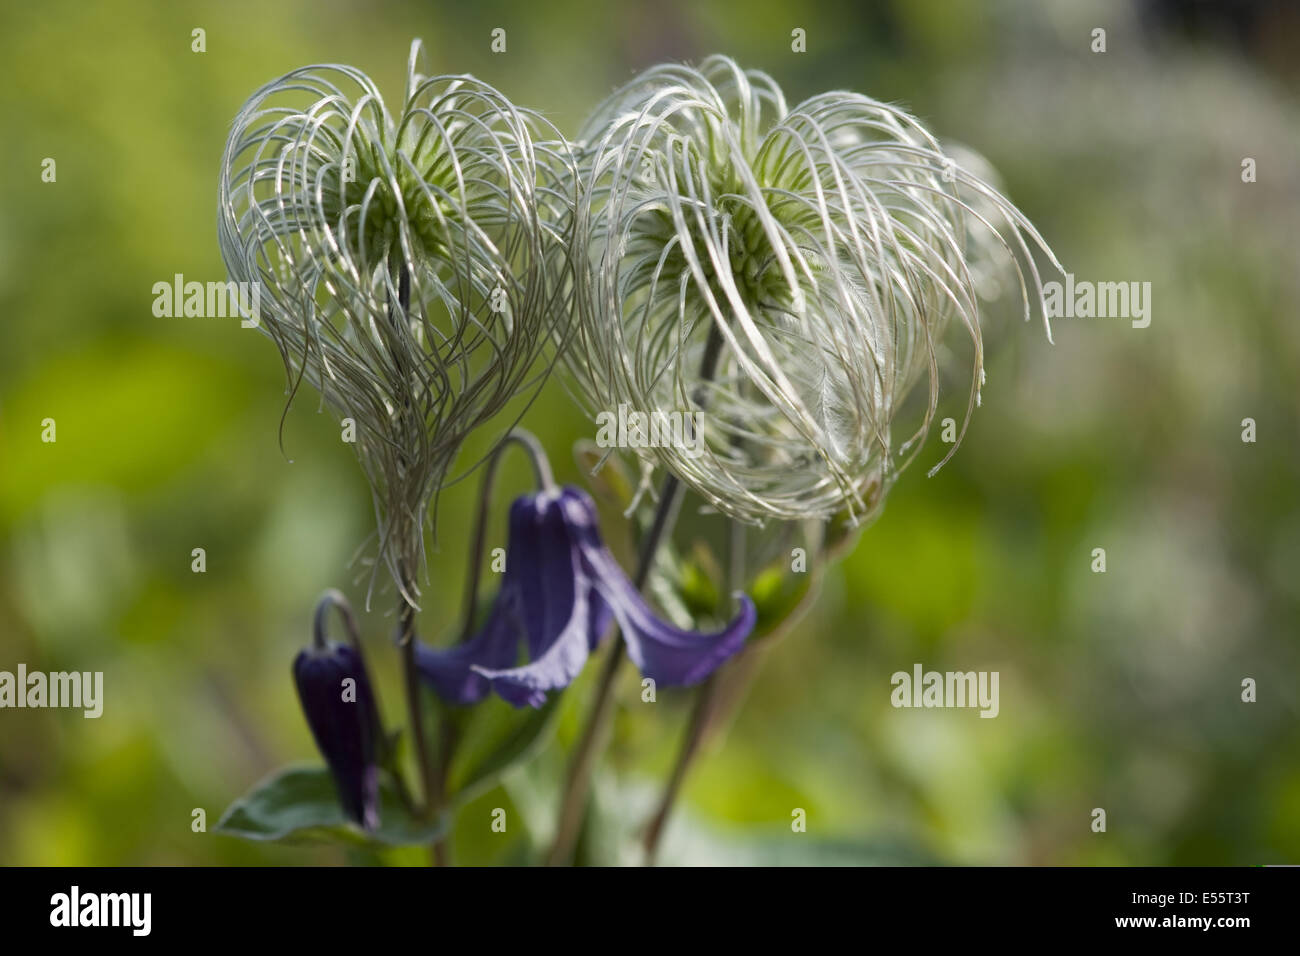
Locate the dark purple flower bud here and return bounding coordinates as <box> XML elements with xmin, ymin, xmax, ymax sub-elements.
<box><xmin>293</xmin><ymin>592</ymin><xmax>383</xmax><ymax>829</ymax></box>
<box><xmin>418</xmin><ymin>486</ymin><xmax>755</xmax><ymax>708</ymax></box>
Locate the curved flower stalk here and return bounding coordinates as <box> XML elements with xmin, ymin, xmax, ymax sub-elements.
<box><xmin>218</xmin><ymin>41</ymin><xmax>575</xmax><ymax>606</ymax></box>
<box><xmin>564</xmin><ymin>55</ymin><xmax>1063</xmax><ymax>526</ymax></box>
<box><xmin>417</xmin><ymin>484</ymin><xmax>755</xmax><ymax>708</ymax></box>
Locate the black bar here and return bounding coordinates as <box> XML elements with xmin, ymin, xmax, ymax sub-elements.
<box><xmin>0</xmin><ymin>865</ymin><xmax>1291</xmax><ymax>941</ymax></box>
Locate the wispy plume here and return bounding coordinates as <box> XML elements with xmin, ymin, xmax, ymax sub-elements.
<box><xmin>218</xmin><ymin>41</ymin><xmax>575</xmax><ymax>605</ymax></box>
<box><xmin>564</xmin><ymin>56</ymin><xmax>1062</xmax><ymax>525</ymax></box>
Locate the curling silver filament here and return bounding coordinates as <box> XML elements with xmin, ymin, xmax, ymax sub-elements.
<box><xmin>218</xmin><ymin>42</ymin><xmax>574</xmax><ymax>606</ymax></box>
<box><xmin>565</xmin><ymin>56</ymin><xmax>1062</xmax><ymax>525</ymax></box>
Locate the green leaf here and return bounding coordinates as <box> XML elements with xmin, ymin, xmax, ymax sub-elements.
<box><xmin>448</xmin><ymin>694</ymin><xmax>563</xmax><ymax>807</ymax></box>
<box><xmin>677</xmin><ymin>543</ymin><xmax>723</xmax><ymax>618</ymax></box>
<box><xmin>749</xmin><ymin>561</ymin><xmax>814</xmax><ymax>638</ymax></box>
<box><xmin>215</xmin><ymin>765</ymin><xmax>446</xmax><ymax>847</ymax></box>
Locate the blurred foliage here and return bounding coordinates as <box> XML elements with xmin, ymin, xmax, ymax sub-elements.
<box><xmin>1</xmin><ymin>0</ymin><xmax>1298</xmax><ymax>865</ymax></box>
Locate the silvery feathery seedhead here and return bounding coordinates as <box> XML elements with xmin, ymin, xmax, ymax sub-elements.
<box><xmin>219</xmin><ymin>41</ymin><xmax>574</xmax><ymax>607</ymax></box>
<box><xmin>565</xmin><ymin>56</ymin><xmax>1062</xmax><ymax>525</ymax></box>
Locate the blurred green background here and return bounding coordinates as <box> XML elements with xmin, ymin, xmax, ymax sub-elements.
<box><xmin>1</xmin><ymin>0</ymin><xmax>1298</xmax><ymax>865</ymax></box>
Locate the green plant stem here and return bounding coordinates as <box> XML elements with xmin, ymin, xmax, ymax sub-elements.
<box><xmin>432</xmin><ymin>838</ymin><xmax>450</xmax><ymax>867</ymax></box>
<box><xmin>397</xmin><ymin>588</ymin><xmax>435</xmax><ymax>819</ymax></box>
<box><xmin>385</xmin><ymin>262</ymin><xmax>443</xmax><ymax>856</ymax></box>
<box><xmin>545</xmin><ymin>324</ymin><xmax>725</xmax><ymax>867</ymax></box>
<box><xmin>425</xmin><ymin>429</ymin><xmax>555</xmax><ymax>866</ymax></box>
<box><xmin>430</xmin><ymin>717</ymin><xmax>458</xmax><ymax>866</ymax></box>
<box><xmin>544</xmin><ymin>472</ymin><xmax>685</xmax><ymax>866</ymax></box>
<box><xmin>459</xmin><ymin>429</ymin><xmax>554</xmax><ymax>642</ymax></box>
<box><xmin>639</xmin><ymin>644</ymin><xmax>762</xmax><ymax>864</ymax></box>
<box><xmin>639</xmin><ymin>670</ymin><xmax>718</xmax><ymax>862</ymax></box>
<box><xmin>641</xmin><ymin>560</ymin><xmax>825</xmax><ymax>864</ymax></box>
<box><xmin>641</xmin><ymin>514</ymin><xmax>748</xmax><ymax>864</ymax></box>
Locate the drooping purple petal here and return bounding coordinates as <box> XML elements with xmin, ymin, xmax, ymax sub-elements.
<box><xmin>558</xmin><ymin>486</ymin><xmax>755</xmax><ymax>686</ymax></box>
<box><xmin>471</xmin><ymin>561</ymin><xmax>595</xmax><ymax>709</ymax></box>
<box><xmin>415</xmin><ymin>595</ymin><xmax>521</xmax><ymax>705</ymax></box>
<box><xmin>292</xmin><ymin>643</ymin><xmax>382</xmax><ymax>830</ymax></box>
<box><xmin>514</xmin><ymin>492</ymin><xmax>586</xmax><ymax>661</ymax></box>
<box><xmin>586</xmin><ymin>579</ymin><xmax>615</xmax><ymax>652</ymax></box>
<box><xmin>618</xmin><ymin>591</ymin><xmax>755</xmax><ymax>686</ymax></box>
<box><xmin>417</xmin><ymin>491</ymin><xmax>596</xmax><ymax>709</ymax></box>
<box><xmin>418</xmin><ymin>485</ymin><xmax>755</xmax><ymax>709</ymax></box>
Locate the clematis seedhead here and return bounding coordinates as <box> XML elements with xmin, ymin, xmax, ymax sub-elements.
<box><xmin>218</xmin><ymin>41</ymin><xmax>575</xmax><ymax>607</ymax></box>
<box><xmin>564</xmin><ymin>56</ymin><xmax>1062</xmax><ymax>525</ymax></box>
<box><xmin>417</xmin><ymin>485</ymin><xmax>755</xmax><ymax>708</ymax></box>
<box><xmin>292</xmin><ymin>591</ymin><xmax>384</xmax><ymax>829</ymax></box>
